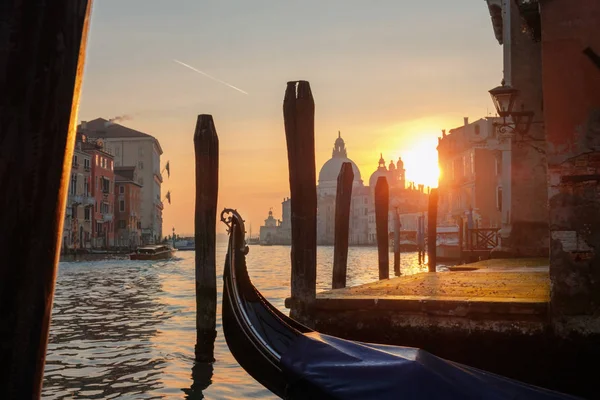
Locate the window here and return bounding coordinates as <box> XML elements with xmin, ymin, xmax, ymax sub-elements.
<box><xmin>119</xmin><ymin>200</ymin><xmax>125</xmax><ymax>212</ymax></box>
<box><xmin>84</xmin><ymin>178</ymin><xmax>89</xmax><ymax>195</ymax></box>
<box><xmin>96</xmin><ymin>222</ymin><xmax>102</xmax><ymax>233</ymax></box>
<box><xmin>102</xmin><ymin>178</ymin><xmax>110</xmax><ymax>193</ymax></box>
<box><xmin>138</xmin><ymin>146</ymin><xmax>144</xmax><ymax>157</ymax></box>
<box><xmin>84</xmin><ymin>207</ymin><xmax>91</xmax><ymax>221</ymax></box>
<box><xmin>470</xmin><ymin>151</ymin><xmax>475</xmax><ymax>175</ymax></box>
<box><xmin>497</xmin><ymin>186</ymin><xmax>503</xmax><ymax>211</ymax></box>
<box><xmin>119</xmin><ymin>185</ymin><xmax>125</xmax><ymax>194</ymax></box>
<box><xmin>115</xmin><ymin>147</ymin><xmax>120</xmax><ymax>156</ymax></box>
<box><xmin>84</xmin><ymin>158</ymin><xmax>90</xmax><ymax>170</ymax></box>
<box><xmin>138</xmin><ymin>161</ymin><xmax>144</xmax><ymax>170</ymax></box>
<box><xmin>95</xmin><ymin>154</ymin><xmax>98</xmax><ymax>166</ymax></box>
<box><xmin>474</xmin><ymin>125</ymin><xmax>481</xmax><ymax>135</ymax></box>
<box><xmin>70</xmin><ymin>174</ymin><xmax>77</xmax><ymax>195</ymax></box>
<box><xmin>95</xmin><ymin>201</ymin><xmax>98</xmax><ymax>212</ymax></box>
<box><xmin>73</xmin><ymin>155</ymin><xmax>78</xmax><ymax>166</ymax></box>
<box><xmin>119</xmin><ymin>220</ymin><xmax>126</xmax><ymax>229</ymax></box>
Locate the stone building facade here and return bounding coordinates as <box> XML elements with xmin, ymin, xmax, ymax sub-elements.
<box><xmin>80</xmin><ymin>118</ymin><xmax>164</xmax><ymax>244</ymax></box>
<box><xmin>114</xmin><ymin>166</ymin><xmax>143</xmax><ymax>248</ymax></box>
<box><xmin>62</xmin><ymin>141</ymin><xmax>94</xmax><ymax>251</ymax></box>
<box><xmin>437</xmin><ymin>117</ymin><xmax>504</xmax><ymax>230</ymax></box>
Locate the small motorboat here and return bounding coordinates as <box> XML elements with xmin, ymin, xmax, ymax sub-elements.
<box><xmin>220</xmin><ymin>209</ymin><xmax>576</xmax><ymax>399</ymax></box>
<box><xmin>174</xmin><ymin>238</ymin><xmax>195</xmax><ymax>251</ymax></box>
<box><xmin>129</xmin><ymin>244</ymin><xmax>176</xmax><ymax>260</ymax></box>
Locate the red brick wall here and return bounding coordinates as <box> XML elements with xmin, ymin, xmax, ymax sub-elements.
<box><xmin>542</xmin><ymin>0</ymin><xmax>600</xmax><ymax>325</ymax></box>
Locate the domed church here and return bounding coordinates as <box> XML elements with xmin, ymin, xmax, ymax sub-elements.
<box><xmin>316</xmin><ymin>133</ymin><xmax>428</xmax><ymax>246</ymax></box>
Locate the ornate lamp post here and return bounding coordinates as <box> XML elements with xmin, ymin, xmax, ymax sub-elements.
<box><xmin>489</xmin><ymin>80</ymin><xmax>534</xmax><ymax>140</ymax></box>
<box><xmin>488</xmin><ymin>80</ymin><xmax>535</xmax><ymax>249</ymax></box>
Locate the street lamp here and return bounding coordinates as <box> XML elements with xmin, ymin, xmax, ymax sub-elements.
<box><xmin>489</xmin><ymin>80</ymin><xmax>534</xmax><ymax>139</ymax></box>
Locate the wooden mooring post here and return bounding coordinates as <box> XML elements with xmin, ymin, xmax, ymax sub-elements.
<box><xmin>427</xmin><ymin>188</ymin><xmax>439</xmax><ymax>272</ymax></box>
<box><xmin>458</xmin><ymin>219</ymin><xmax>464</xmax><ymax>264</ymax></box>
<box><xmin>0</xmin><ymin>2</ymin><xmax>92</xmax><ymax>397</ymax></box>
<box><xmin>193</xmin><ymin>115</ymin><xmax>219</xmax><ymax>362</ymax></box>
<box><xmin>393</xmin><ymin>208</ymin><xmax>401</xmax><ymax>276</ymax></box>
<box><xmin>283</xmin><ymin>81</ymin><xmax>317</xmax><ymax>317</ymax></box>
<box><xmin>375</xmin><ymin>177</ymin><xmax>389</xmax><ymax>280</ymax></box>
<box><xmin>332</xmin><ymin>162</ymin><xmax>354</xmax><ymax>289</ymax></box>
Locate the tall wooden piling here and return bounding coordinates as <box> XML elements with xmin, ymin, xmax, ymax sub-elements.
<box><xmin>0</xmin><ymin>2</ymin><xmax>92</xmax><ymax>397</ymax></box>
<box><xmin>375</xmin><ymin>177</ymin><xmax>390</xmax><ymax>280</ymax></box>
<box><xmin>393</xmin><ymin>209</ymin><xmax>401</xmax><ymax>276</ymax></box>
<box><xmin>458</xmin><ymin>220</ymin><xmax>464</xmax><ymax>264</ymax></box>
<box><xmin>427</xmin><ymin>188</ymin><xmax>439</xmax><ymax>272</ymax></box>
<box><xmin>332</xmin><ymin>163</ymin><xmax>354</xmax><ymax>289</ymax></box>
<box><xmin>283</xmin><ymin>81</ymin><xmax>317</xmax><ymax>316</ymax></box>
<box><xmin>193</xmin><ymin>115</ymin><xmax>219</xmax><ymax>362</ymax></box>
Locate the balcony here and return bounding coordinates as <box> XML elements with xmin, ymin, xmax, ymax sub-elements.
<box><xmin>103</xmin><ymin>214</ymin><xmax>113</xmax><ymax>222</ymax></box>
<box><xmin>72</xmin><ymin>195</ymin><xmax>95</xmax><ymax>206</ymax></box>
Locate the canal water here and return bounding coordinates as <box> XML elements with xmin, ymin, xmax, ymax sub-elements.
<box><xmin>43</xmin><ymin>245</ymin><xmax>429</xmax><ymax>399</ymax></box>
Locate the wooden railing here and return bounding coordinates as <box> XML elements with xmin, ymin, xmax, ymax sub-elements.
<box><xmin>467</xmin><ymin>228</ymin><xmax>500</xmax><ymax>250</ymax></box>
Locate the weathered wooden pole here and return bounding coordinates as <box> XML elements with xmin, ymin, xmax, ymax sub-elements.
<box><xmin>458</xmin><ymin>219</ymin><xmax>464</xmax><ymax>264</ymax></box>
<box><xmin>0</xmin><ymin>2</ymin><xmax>92</xmax><ymax>397</ymax></box>
<box><xmin>332</xmin><ymin>162</ymin><xmax>354</xmax><ymax>289</ymax></box>
<box><xmin>393</xmin><ymin>209</ymin><xmax>401</xmax><ymax>276</ymax></box>
<box><xmin>283</xmin><ymin>81</ymin><xmax>317</xmax><ymax>317</ymax></box>
<box><xmin>193</xmin><ymin>114</ymin><xmax>219</xmax><ymax>362</ymax></box>
<box><xmin>427</xmin><ymin>188</ymin><xmax>439</xmax><ymax>272</ymax></box>
<box><xmin>375</xmin><ymin>177</ymin><xmax>390</xmax><ymax>280</ymax></box>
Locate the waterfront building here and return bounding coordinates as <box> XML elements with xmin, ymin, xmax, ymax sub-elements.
<box><xmin>82</xmin><ymin>137</ymin><xmax>116</xmax><ymax>248</ymax></box>
<box><xmin>80</xmin><ymin>118</ymin><xmax>164</xmax><ymax>244</ymax></box>
<box><xmin>258</xmin><ymin>133</ymin><xmax>430</xmax><ymax>246</ymax></box>
<box><xmin>114</xmin><ymin>166</ymin><xmax>143</xmax><ymax>248</ymax></box>
<box><xmin>317</xmin><ymin>133</ymin><xmax>428</xmax><ymax>245</ymax></box>
<box><xmin>259</xmin><ymin>198</ymin><xmax>291</xmax><ymax>245</ymax></box>
<box><xmin>62</xmin><ymin>140</ymin><xmax>94</xmax><ymax>251</ymax></box>
<box><xmin>437</xmin><ymin>117</ymin><xmax>504</xmax><ymax>229</ymax></box>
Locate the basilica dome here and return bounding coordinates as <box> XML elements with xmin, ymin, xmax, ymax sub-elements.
<box><xmin>318</xmin><ymin>132</ymin><xmax>362</xmax><ymax>187</ymax></box>
<box><xmin>369</xmin><ymin>153</ymin><xmax>390</xmax><ymax>188</ymax></box>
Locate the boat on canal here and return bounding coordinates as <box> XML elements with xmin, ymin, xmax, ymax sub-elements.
<box><xmin>130</xmin><ymin>244</ymin><xmax>176</xmax><ymax>260</ymax></box>
<box><xmin>220</xmin><ymin>208</ymin><xmax>575</xmax><ymax>400</ymax></box>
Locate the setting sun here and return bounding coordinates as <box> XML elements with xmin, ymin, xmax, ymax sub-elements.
<box><xmin>398</xmin><ymin>138</ymin><xmax>440</xmax><ymax>188</ymax></box>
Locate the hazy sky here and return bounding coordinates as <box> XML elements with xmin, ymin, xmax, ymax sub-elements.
<box><xmin>78</xmin><ymin>0</ymin><xmax>502</xmax><ymax>235</ymax></box>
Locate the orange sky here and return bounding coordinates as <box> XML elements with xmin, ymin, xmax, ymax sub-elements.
<box><xmin>77</xmin><ymin>1</ymin><xmax>502</xmax><ymax>235</ymax></box>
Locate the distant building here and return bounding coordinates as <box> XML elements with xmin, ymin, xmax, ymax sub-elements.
<box><xmin>437</xmin><ymin>117</ymin><xmax>505</xmax><ymax>230</ymax></box>
<box><xmin>114</xmin><ymin>166</ymin><xmax>143</xmax><ymax>248</ymax></box>
<box><xmin>82</xmin><ymin>137</ymin><xmax>116</xmax><ymax>248</ymax></box>
<box><xmin>62</xmin><ymin>139</ymin><xmax>94</xmax><ymax>251</ymax></box>
<box><xmin>317</xmin><ymin>133</ymin><xmax>428</xmax><ymax>245</ymax></box>
<box><xmin>79</xmin><ymin>118</ymin><xmax>164</xmax><ymax>244</ymax></box>
<box><xmin>259</xmin><ymin>198</ymin><xmax>291</xmax><ymax>245</ymax></box>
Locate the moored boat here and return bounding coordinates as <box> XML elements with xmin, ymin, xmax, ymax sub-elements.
<box><xmin>174</xmin><ymin>237</ymin><xmax>195</xmax><ymax>251</ymax></box>
<box><xmin>130</xmin><ymin>244</ymin><xmax>176</xmax><ymax>260</ymax></box>
<box><xmin>220</xmin><ymin>208</ymin><xmax>575</xmax><ymax>399</ymax></box>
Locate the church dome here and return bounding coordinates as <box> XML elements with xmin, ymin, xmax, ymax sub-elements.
<box><xmin>319</xmin><ymin>157</ymin><xmax>362</xmax><ymax>183</ymax></box>
<box><xmin>369</xmin><ymin>153</ymin><xmax>389</xmax><ymax>188</ymax></box>
<box><xmin>318</xmin><ymin>132</ymin><xmax>362</xmax><ymax>186</ymax></box>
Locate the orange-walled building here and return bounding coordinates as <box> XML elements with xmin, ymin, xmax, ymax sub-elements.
<box><xmin>83</xmin><ymin>139</ymin><xmax>115</xmax><ymax>248</ymax></box>
<box><xmin>114</xmin><ymin>166</ymin><xmax>143</xmax><ymax>248</ymax></box>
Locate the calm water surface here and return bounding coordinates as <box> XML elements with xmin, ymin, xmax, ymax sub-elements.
<box><xmin>43</xmin><ymin>245</ymin><xmax>430</xmax><ymax>399</ymax></box>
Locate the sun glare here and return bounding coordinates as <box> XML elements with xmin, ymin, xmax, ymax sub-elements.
<box><xmin>399</xmin><ymin>139</ymin><xmax>440</xmax><ymax>188</ymax></box>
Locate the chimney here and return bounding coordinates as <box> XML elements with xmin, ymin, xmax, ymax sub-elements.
<box><xmin>80</xmin><ymin>121</ymin><xmax>87</xmax><ymax>130</ymax></box>
<box><xmin>464</xmin><ymin>117</ymin><xmax>469</xmax><ymax>126</ymax></box>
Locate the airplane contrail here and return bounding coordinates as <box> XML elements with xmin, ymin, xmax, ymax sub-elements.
<box><xmin>173</xmin><ymin>59</ymin><xmax>248</xmax><ymax>95</ymax></box>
